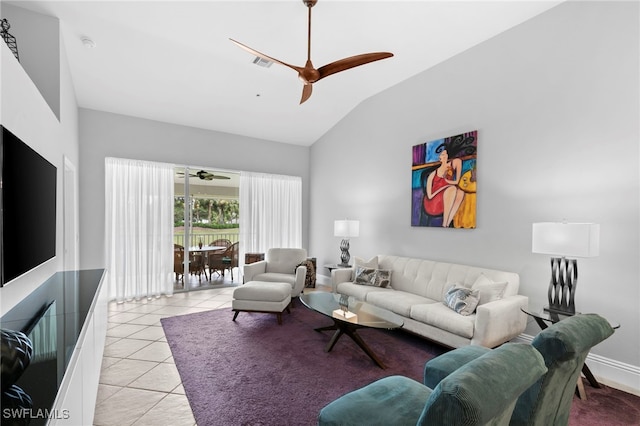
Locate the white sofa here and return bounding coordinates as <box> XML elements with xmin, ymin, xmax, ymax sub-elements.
<box><xmin>331</xmin><ymin>255</ymin><xmax>528</xmax><ymax>349</ymax></box>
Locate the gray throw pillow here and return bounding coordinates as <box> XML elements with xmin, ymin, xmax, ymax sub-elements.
<box><xmin>443</xmin><ymin>287</ymin><xmax>480</xmax><ymax>316</ymax></box>
<box><xmin>472</xmin><ymin>274</ymin><xmax>508</xmax><ymax>305</ymax></box>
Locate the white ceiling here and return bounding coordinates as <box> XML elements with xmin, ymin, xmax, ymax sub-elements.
<box><xmin>10</xmin><ymin>0</ymin><xmax>562</xmax><ymax>146</ymax></box>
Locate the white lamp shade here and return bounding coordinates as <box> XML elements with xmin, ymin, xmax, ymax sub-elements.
<box><xmin>334</xmin><ymin>220</ymin><xmax>360</xmax><ymax>238</ymax></box>
<box><xmin>532</xmin><ymin>222</ymin><xmax>600</xmax><ymax>258</ymax></box>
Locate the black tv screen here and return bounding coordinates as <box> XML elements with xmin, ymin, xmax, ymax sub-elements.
<box><xmin>1</xmin><ymin>125</ymin><xmax>57</xmax><ymax>286</ymax></box>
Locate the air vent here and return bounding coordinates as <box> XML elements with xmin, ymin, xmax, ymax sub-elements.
<box><xmin>252</xmin><ymin>56</ymin><xmax>273</xmax><ymax>68</ymax></box>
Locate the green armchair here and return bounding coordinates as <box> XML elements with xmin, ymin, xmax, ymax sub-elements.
<box><xmin>318</xmin><ymin>343</ymin><xmax>547</xmax><ymax>426</ymax></box>
<box><xmin>423</xmin><ymin>313</ymin><xmax>615</xmax><ymax>426</ymax></box>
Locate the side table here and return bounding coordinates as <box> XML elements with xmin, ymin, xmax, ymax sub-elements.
<box><xmin>324</xmin><ymin>263</ymin><xmax>351</xmax><ymax>273</ymax></box>
<box><xmin>521</xmin><ymin>305</ymin><xmax>619</xmax><ymax>400</ymax></box>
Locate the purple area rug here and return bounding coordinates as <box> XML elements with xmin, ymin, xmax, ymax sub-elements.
<box><xmin>161</xmin><ymin>305</ymin><xmax>446</xmax><ymax>425</ymax></box>
<box><xmin>162</xmin><ymin>306</ymin><xmax>640</xmax><ymax>426</ymax></box>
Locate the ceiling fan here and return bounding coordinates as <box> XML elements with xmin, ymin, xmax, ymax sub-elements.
<box><xmin>230</xmin><ymin>0</ymin><xmax>393</xmax><ymax>104</ymax></box>
<box><xmin>176</xmin><ymin>170</ymin><xmax>230</xmax><ymax>180</ymax></box>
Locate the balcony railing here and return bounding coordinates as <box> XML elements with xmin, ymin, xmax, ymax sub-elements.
<box><xmin>173</xmin><ymin>231</ymin><xmax>239</xmax><ymax>248</ymax></box>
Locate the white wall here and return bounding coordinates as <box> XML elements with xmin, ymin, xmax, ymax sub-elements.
<box><xmin>77</xmin><ymin>109</ymin><xmax>311</xmax><ymax>270</ymax></box>
<box><xmin>0</xmin><ymin>10</ymin><xmax>79</xmax><ymax>314</ymax></box>
<box><xmin>310</xmin><ymin>1</ymin><xmax>639</xmax><ymax>381</ymax></box>
<box><xmin>2</xmin><ymin>3</ymin><xmax>61</xmax><ymax>120</ymax></box>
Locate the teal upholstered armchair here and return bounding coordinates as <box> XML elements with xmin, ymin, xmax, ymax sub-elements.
<box><xmin>423</xmin><ymin>313</ymin><xmax>615</xmax><ymax>426</ymax></box>
<box><xmin>318</xmin><ymin>343</ymin><xmax>547</xmax><ymax>426</ymax></box>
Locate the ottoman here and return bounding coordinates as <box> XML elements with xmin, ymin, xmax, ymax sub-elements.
<box><xmin>232</xmin><ymin>281</ymin><xmax>292</xmax><ymax>325</ymax></box>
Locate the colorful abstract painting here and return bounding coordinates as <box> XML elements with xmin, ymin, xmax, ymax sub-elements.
<box><xmin>411</xmin><ymin>131</ymin><xmax>477</xmax><ymax>228</ymax></box>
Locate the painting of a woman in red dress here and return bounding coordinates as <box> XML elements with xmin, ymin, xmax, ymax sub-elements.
<box><xmin>424</xmin><ymin>148</ymin><xmax>465</xmax><ymax>227</ymax></box>
<box><xmin>411</xmin><ymin>131</ymin><xmax>477</xmax><ymax>228</ymax></box>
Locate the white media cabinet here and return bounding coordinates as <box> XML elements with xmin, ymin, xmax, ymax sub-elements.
<box><xmin>1</xmin><ymin>269</ymin><xmax>107</xmax><ymax>425</ymax></box>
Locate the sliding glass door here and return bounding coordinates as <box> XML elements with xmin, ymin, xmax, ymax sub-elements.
<box><xmin>173</xmin><ymin>166</ymin><xmax>239</xmax><ymax>292</ymax></box>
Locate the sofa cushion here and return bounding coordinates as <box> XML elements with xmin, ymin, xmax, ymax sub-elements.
<box><xmin>410</xmin><ymin>303</ymin><xmax>475</xmax><ymax>339</ymax></box>
<box><xmin>336</xmin><ymin>282</ymin><xmax>390</xmax><ymax>301</ymax></box>
<box><xmin>252</xmin><ymin>272</ymin><xmax>295</xmax><ymax>288</ymax></box>
<box><xmin>472</xmin><ymin>274</ymin><xmax>508</xmax><ymax>305</ymax></box>
<box><xmin>366</xmin><ymin>290</ymin><xmax>435</xmax><ymax>317</ymax></box>
<box><xmin>443</xmin><ymin>287</ymin><xmax>480</xmax><ymax>316</ymax></box>
<box><xmin>378</xmin><ymin>256</ymin><xmax>433</xmax><ymax>296</ymax></box>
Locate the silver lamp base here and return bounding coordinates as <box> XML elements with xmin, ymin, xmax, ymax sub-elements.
<box><xmin>339</xmin><ymin>239</ymin><xmax>351</xmax><ymax>266</ymax></box>
<box><xmin>545</xmin><ymin>256</ymin><xmax>578</xmax><ymax>315</ymax></box>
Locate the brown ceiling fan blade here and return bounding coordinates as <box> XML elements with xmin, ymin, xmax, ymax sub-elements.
<box><xmin>229</xmin><ymin>38</ymin><xmax>303</xmax><ymax>74</ymax></box>
<box><xmin>317</xmin><ymin>52</ymin><xmax>394</xmax><ymax>81</ymax></box>
<box><xmin>300</xmin><ymin>83</ymin><xmax>313</xmax><ymax>104</ymax></box>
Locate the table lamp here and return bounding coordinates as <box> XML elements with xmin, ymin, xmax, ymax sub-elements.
<box><xmin>334</xmin><ymin>220</ymin><xmax>359</xmax><ymax>266</ymax></box>
<box><xmin>532</xmin><ymin>222</ymin><xmax>600</xmax><ymax>314</ymax></box>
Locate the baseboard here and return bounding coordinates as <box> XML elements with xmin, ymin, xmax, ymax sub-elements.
<box><xmin>515</xmin><ymin>334</ymin><xmax>640</xmax><ymax>396</ymax></box>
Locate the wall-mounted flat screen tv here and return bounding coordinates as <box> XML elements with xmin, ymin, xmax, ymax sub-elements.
<box><xmin>1</xmin><ymin>125</ymin><xmax>57</xmax><ymax>286</ymax></box>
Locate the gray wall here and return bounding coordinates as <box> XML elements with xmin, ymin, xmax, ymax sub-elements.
<box><xmin>2</xmin><ymin>3</ymin><xmax>61</xmax><ymax>120</ymax></box>
<box><xmin>78</xmin><ymin>109</ymin><xmax>311</xmax><ymax>270</ymax></box>
<box><xmin>0</xmin><ymin>7</ymin><xmax>78</xmax><ymax>313</ymax></box>
<box><xmin>310</xmin><ymin>0</ymin><xmax>639</xmax><ymax>370</ymax></box>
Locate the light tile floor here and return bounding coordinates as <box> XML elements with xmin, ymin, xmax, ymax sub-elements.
<box><xmin>94</xmin><ymin>284</ymin><xmax>237</xmax><ymax>426</ymax></box>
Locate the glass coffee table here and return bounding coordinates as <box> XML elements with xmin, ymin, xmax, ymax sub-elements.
<box><xmin>300</xmin><ymin>292</ymin><xmax>404</xmax><ymax>369</ymax></box>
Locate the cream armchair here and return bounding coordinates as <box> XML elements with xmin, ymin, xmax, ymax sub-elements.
<box><xmin>243</xmin><ymin>248</ymin><xmax>308</xmax><ymax>299</ymax></box>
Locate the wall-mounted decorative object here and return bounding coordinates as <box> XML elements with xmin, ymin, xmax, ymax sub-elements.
<box><xmin>411</xmin><ymin>131</ymin><xmax>477</xmax><ymax>228</ymax></box>
<box><xmin>1</xmin><ymin>18</ymin><xmax>19</xmax><ymax>61</ymax></box>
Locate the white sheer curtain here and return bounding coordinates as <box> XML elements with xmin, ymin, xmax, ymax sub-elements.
<box><xmin>105</xmin><ymin>158</ymin><xmax>175</xmax><ymax>302</ymax></box>
<box><xmin>239</xmin><ymin>172</ymin><xmax>302</xmax><ymax>264</ymax></box>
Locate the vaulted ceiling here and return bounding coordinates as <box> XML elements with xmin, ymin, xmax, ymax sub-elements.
<box><xmin>10</xmin><ymin>1</ymin><xmax>562</xmax><ymax>146</ymax></box>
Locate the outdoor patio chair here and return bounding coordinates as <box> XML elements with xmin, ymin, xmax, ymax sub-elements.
<box><xmin>173</xmin><ymin>244</ymin><xmax>185</xmax><ymax>283</ymax></box>
<box><xmin>209</xmin><ymin>242</ymin><xmax>238</xmax><ymax>281</ymax></box>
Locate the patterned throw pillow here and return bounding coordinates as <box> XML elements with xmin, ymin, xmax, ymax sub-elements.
<box><xmin>373</xmin><ymin>269</ymin><xmax>392</xmax><ymax>288</ymax></box>
<box><xmin>443</xmin><ymin>287</ymin><xmax>480</xmax><ymax>316</ymax></box>
<box><xmin>353</xmin><ymin>267</ymin><xmax>392</xmax><ymax>288</ymax></box>
<box><xmin>352</xmin><ymin>256</ymin><xmax>378</xmax><ymax>281</ymax></box>
<box><xmin>295</xmin><ymin>260</ymin><xmax>316</xmax><ymax>288</ymax></box>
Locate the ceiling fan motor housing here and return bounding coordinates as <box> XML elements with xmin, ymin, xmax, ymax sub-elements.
<box><xmin>300</xmin><ymin>61</ymin><xmax>320</xmax><ymax>84</ymax></box>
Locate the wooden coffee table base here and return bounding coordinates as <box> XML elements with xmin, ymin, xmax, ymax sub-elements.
<box><xmin>315</xmin><ymin>319</ymin><xmax>387</xmax><ymax>369</ymax></box>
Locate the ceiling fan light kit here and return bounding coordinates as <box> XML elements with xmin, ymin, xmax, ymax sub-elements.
<box><xmin>230</xmin><ymin>0</ymin><xmax>393</xmax><ymax>104</ymax></box>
